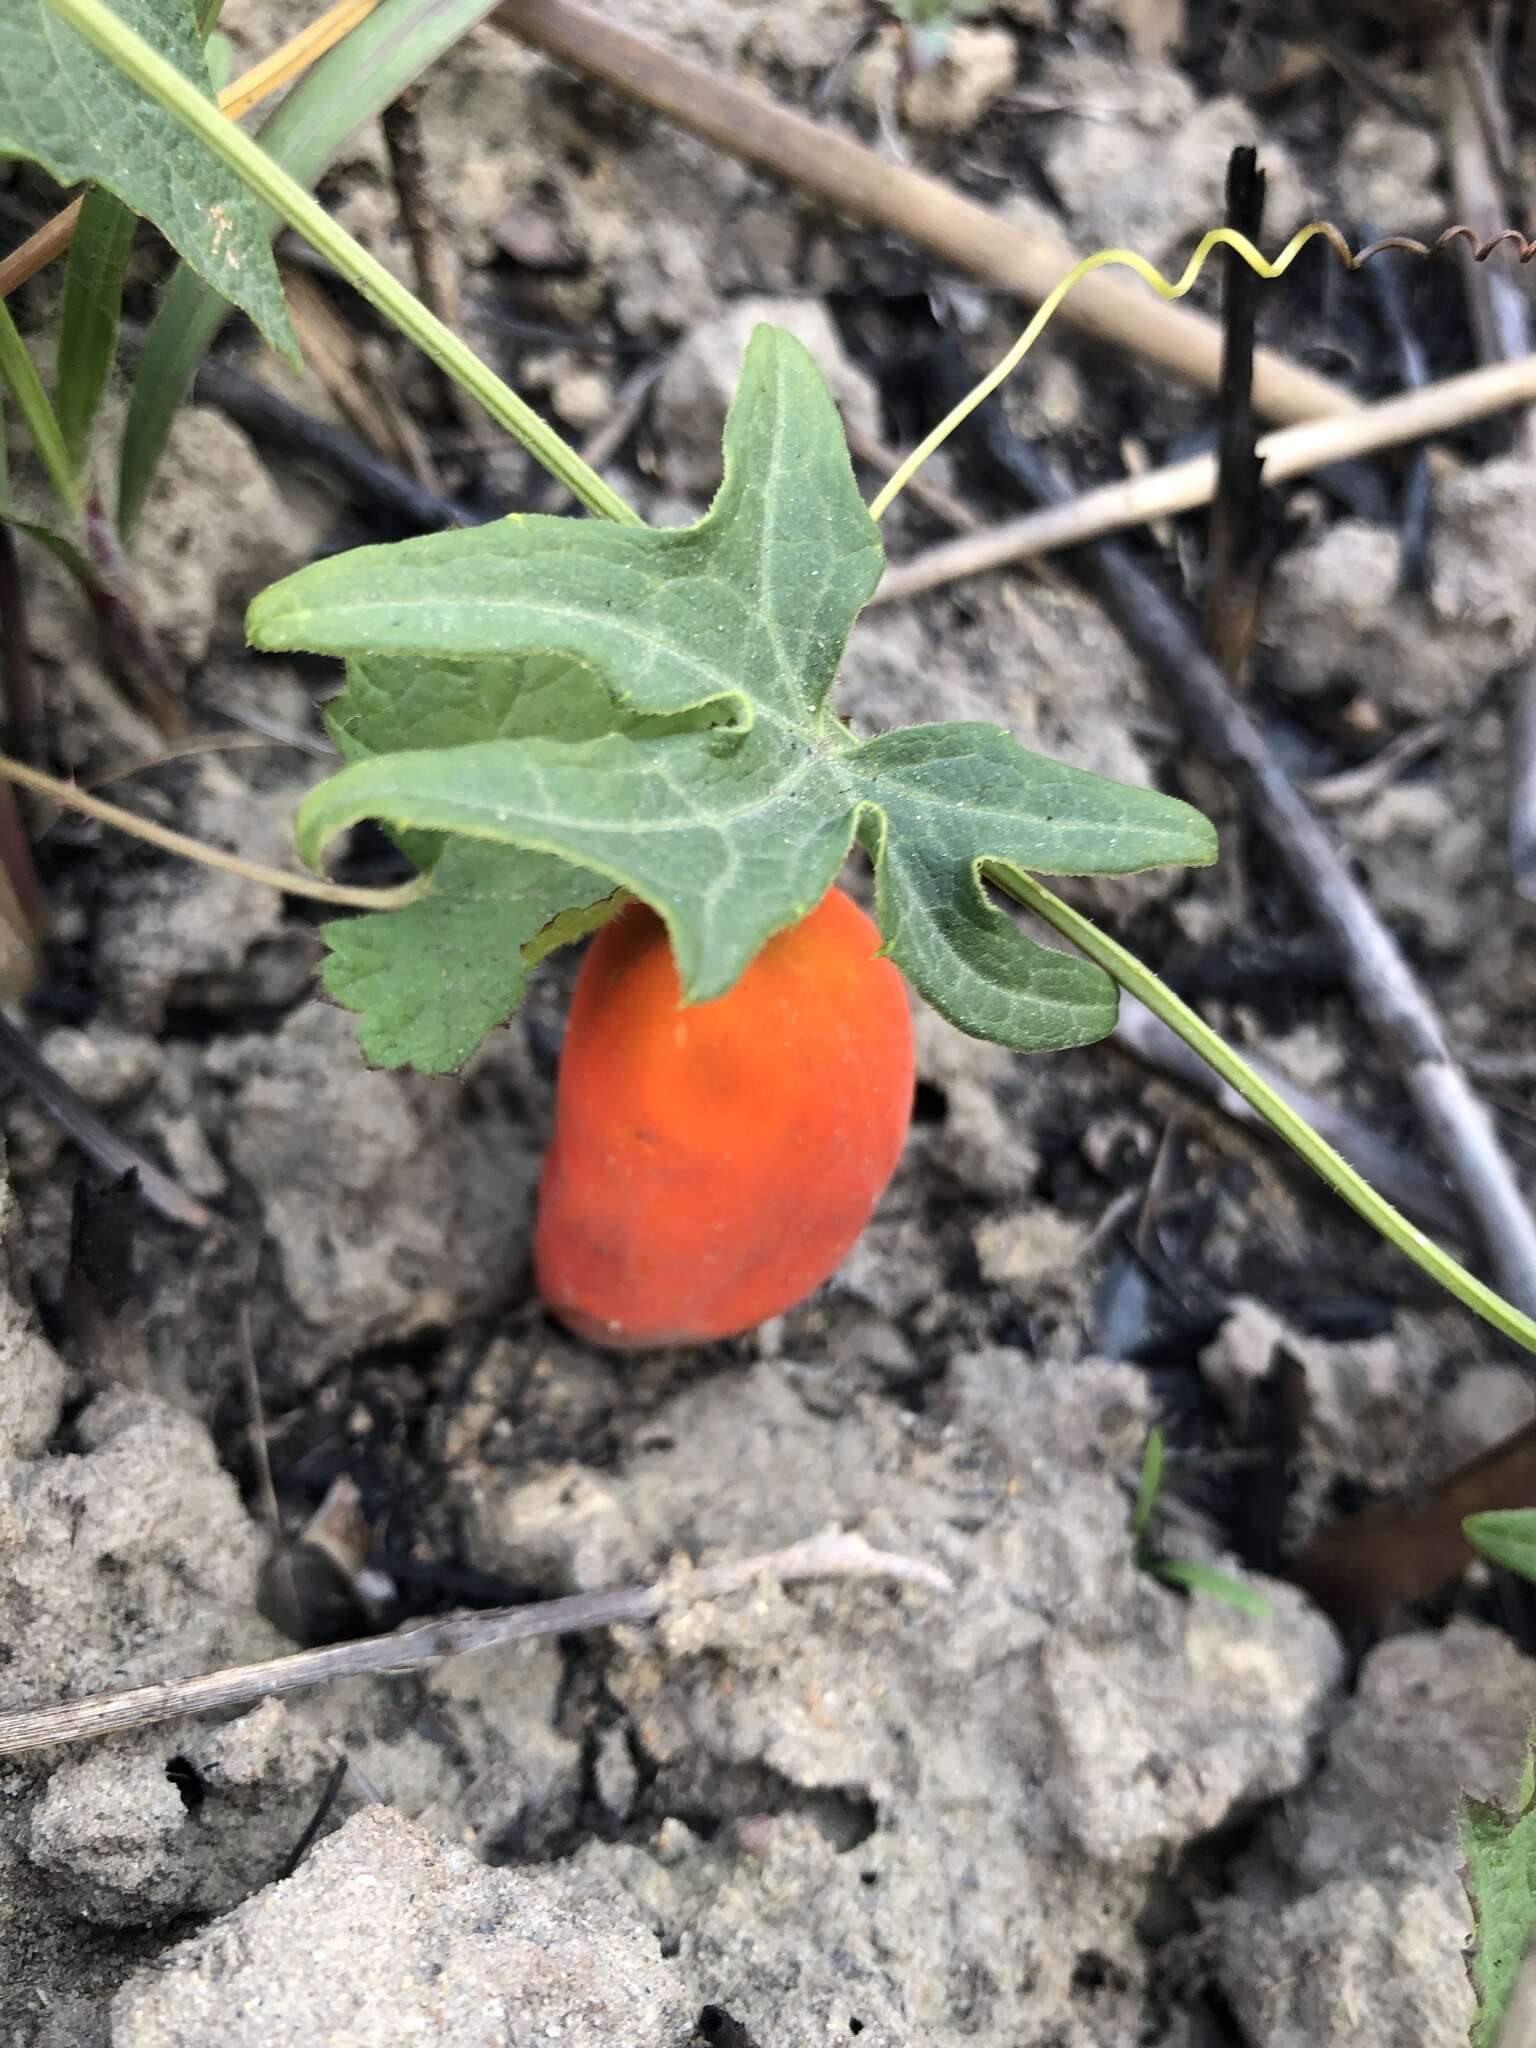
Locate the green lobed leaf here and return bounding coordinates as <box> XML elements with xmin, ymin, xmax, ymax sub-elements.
<box><xmin>253</xmin><ymin>327</ymin><xmax>1216</xmax><ymax>1069</ymax></box>
<box><xmin>1465</xmin><ymin>1511</ymin><xmax>1536</xmax><ymax>1585</ymax></box>
<box><xmin>1463</xmin><ymin>1739</ymin><xmax>1536</xmax><ymax>2048</ymax></box>
<box><xmin>1</xmin><ymin>0</ymin><xmax>294</xmax><ymax>361</ymax></box>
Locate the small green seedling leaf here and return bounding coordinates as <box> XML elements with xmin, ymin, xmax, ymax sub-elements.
<box><xmin>1</xmin><ymin>0</ymin><xmax>295</xmax><ymax>361</ymax></box>
<box><xmin>1132</xmin><ymin>1425</ymin><xmax>1166</xmax><ymax>1544</ymax></box>
<box><xmin>1466</xmin><ymin>1512</ymin><xmax>1536</xmax><ymax>1585</ymax></box>
<box><xmin>1132</xmin><ymin>1424</ymin><xmax>1271</xmax><ymax>1616</ymax></box>
<box><xmin>1463</xmin><ymin>1737</ymin><xmax>1536</xmax><ymax>2048</ymax></box>
<box><xmin>251</xmin><ymin>327</ymin><xmax>1215</xmax><ymax>1070</ymax></box>
<box><xmin>1148</xmin><ymin>1557</ymin><xmax>1273</xmax><ymax>1617</ymax></box>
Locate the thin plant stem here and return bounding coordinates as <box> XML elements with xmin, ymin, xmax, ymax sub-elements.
<box><xmin>0</xmin><ymin>753</ymin><xmax>427</xmax><ymax>911</ymax></box>
<box><xmin>40</xmin><ymin>0</ymin><xmax>637</xmax><ymax>524</ymax></box>
<box><xmin>996</xmin><ymin>867</ymin><xmax>1536</xmax><ymax>1357</ymax></box>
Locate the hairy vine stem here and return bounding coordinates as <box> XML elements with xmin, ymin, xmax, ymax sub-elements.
<box><xmin>0</xmin><ymin>755</ymin><xmax>428</xmax><ymax>911</ymax></box>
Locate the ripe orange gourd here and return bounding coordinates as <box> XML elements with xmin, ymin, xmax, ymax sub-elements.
<box><xmin>535</xmin><ymin>888</ymin><xmax>915</xmax><ymax>1349</ymax></box>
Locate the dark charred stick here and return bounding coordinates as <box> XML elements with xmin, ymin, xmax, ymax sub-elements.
<box><xmin>0</xmin><ymin>523</ymin><xmax>50</xmax><ymax>978</ymax></box>
<box><xmin>1357</xmin><ymin>230</ymin><xmax>1434</xmax><ymax>592</ymax></box>
<box><xmin>278</xmin><ymin>1757</ymin><xmax>350</xmax><ymax>1880</ymax></box>
<box><xmin>932</xmin><ymin>339</ymin><xmax>1536</xmax><ymax>1316</ymax></box>
<box><xmin>193</xmin><ymin>358</ymin><xmax>482</xmax><ymax>533</ymax></box>
<box><xmin>1439</xmin><ymin>38</ymin><xmax>1536</xmax><ymax>899</ymax></box>
<box><xmin>1202</xmin><ymin>148</ymin><xmax>1269</xmax><ymax>683</ymax></box>
<box><xmin>379</xmin><ymin>90</ymin><xmax>461</xmax><ymax>337</ymax></box>
<box><xmin>0</xmin><ymin>1011</ymin><xmax>211</xmax><ymax>1231</ymax></box>
<box><xmin>66</xmin><ymin>1173</ymin><xmax>150</xmax><ymax>1389</ymax></box>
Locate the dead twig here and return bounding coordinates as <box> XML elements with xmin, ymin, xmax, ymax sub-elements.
<box><xmin>844</xmin><ymin>419</ymin><xmax>982</xmax><ymax>534</ymax></box>
<box><xmin>872</xmin><ymin>352</ymin><xmax>1536</xmax><ymax>604</ymax></box>
<box><xmin>1357</xmin><ymin>229</ymin><xmax>1435</xmax><ymax>592</ymax></box>
<box><xmin>492</xmin><ymin>0</ymin><xmax>1354</xmax><ymax>426</ymax></box>
<box><xmin>280</xmin><ymin>266</ymin><xmax>441</xmax><ymax>492</ymax></box>
<box><xmin>1112</xmin><ymin>996</ymin><xmax>1467</xmax><ymax>1241</ymax></box>
<box><xmin>380</xmin><ymin>87</ymin><xmax>487</xmax><ymax>447</ymax></box>
<box><xmin>192</xmin><ymin>357</ymin><xmax>480</xmax><ymax>533</ymax></box>
<box><xmin>936</xmin><ymin>346</ymin><xmax>1536</xmax><ymax>1315</ymax></box>
<box><xmin>0</xmin><ymin>1531</ymin><xmax>950</xmax><ymax>1758</ymax></box>
<box><xmin>0</xmin><ymin>1012</ymin><xmax>211</xmax><ymax>1231</ymax></box>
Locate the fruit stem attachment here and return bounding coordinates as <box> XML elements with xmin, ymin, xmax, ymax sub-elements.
<box><xmin>995</xmin><ymin>865</ymin><xmax>1536</xmax><ymax>1358</ymax></box>
<box><xmin>0</xmin><ymin>753</ymin><xmax>428</xmax><ymax>910</ymax></box>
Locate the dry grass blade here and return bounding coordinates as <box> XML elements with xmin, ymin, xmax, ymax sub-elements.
<box><xmin>0</xmin><ymin>1532</ymin><xmax>951</xmax><ymax>1757</ymax></box>
<box><xmin>493</xmin><ymin>0</ymin><xmax>1354</xmax><ymax>426</ymax></box>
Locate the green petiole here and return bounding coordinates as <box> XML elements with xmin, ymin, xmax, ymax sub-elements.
<box><xmin>38</xmin><ymin>0</ymin><xmax>639</xmax><ymax>528</ymax></box>
<box><xmin>997</xmin><ymin>867</ymin><xmax>1536</xmax><ymax>1357</ymax></box>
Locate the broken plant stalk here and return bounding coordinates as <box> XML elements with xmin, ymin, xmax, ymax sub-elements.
<box><xmin>0</xmin><ymin>1531</ymin><xmax>951</xmax><ymax>1757</ymax></box>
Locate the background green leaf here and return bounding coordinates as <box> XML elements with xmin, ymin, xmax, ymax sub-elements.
<box><xmin>117</xmin><ymin>0</ymin><xmax>520</xmax><ymax>535</ymax></box>
<box><xmin>1463</xmin><ymin>1742</ymin><xmax>1536</xmax><ymax>2048</ymax></box>
<box><xmin>1465</xmin><ymin>1511</ymin><xmax>1536</xmax><ymax>1584</ymax></box>
<box><xmin>1</xmin><ymin>0</ymin><xmax>293</xmax><ymax>360</ymax></box>
<box><xmin>321</xmin><ymin>838</ymin><xmax>617</xmax><ymax>1073</ymax></box>
<box><xmin>252</xmin><ymin>327</ymin><xmax>1215</xmax><ymax>1070</ymax></box>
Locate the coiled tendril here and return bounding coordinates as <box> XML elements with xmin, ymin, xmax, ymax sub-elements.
<box><xmin>869</xmin><ymin>221</ymin><xmax>1536</xmax><ymax>521</ymax></box>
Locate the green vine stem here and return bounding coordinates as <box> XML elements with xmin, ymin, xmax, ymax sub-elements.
<box><xmin>39</xmin><ymin>0</ymin><xmax>639</xmax><ymax>528</ymax></box>
<box><xmin>997</xmin><ymin>867</ymin><xmax>1536</xmax><ymax>1357</ymax></box>
<box><xmin>0</xmin><ymin>753</ymin><xmax>428</xmax><ymax>911</ymax></box>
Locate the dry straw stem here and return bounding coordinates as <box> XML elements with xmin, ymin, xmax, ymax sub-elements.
<box><xmin>0</xmin><ymin>1531</ymin><xmax>951</xmax><ymax>1758</ymax></box>
<box><xmin>875</xmin><ymin>350</ymin><xmax>1536</xmax><ymax>603</ymax></box>
<box><xmin>493</xmin><ymin>0</ymin><xmax>1355</xmax><ymax>427</ymax></box>
<box><xmin>0</xmin><ymin>0</ymin><xmax>384</xmax><ymax>299</ymax></box>
<box><xmin>0</xmin><ymin>752</ymin><xmax>425</xmax><ymax>912</ymax></box>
